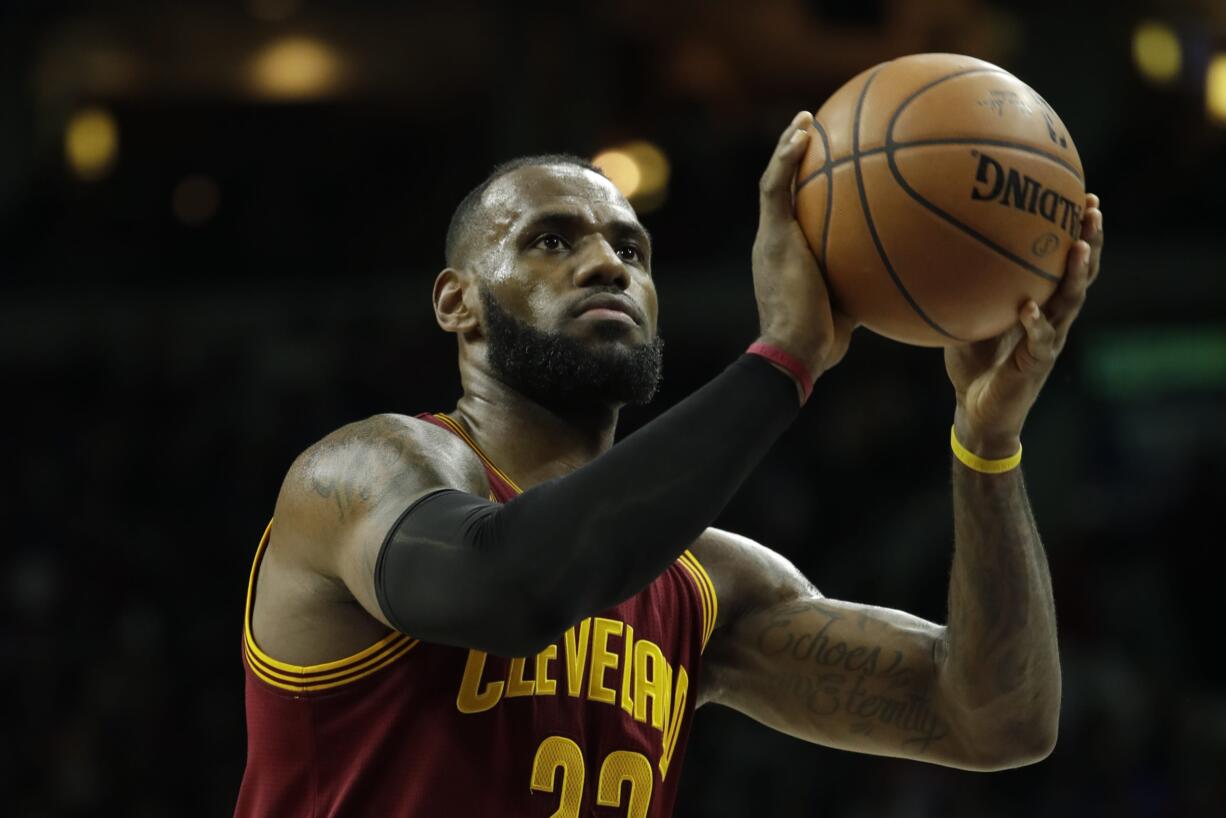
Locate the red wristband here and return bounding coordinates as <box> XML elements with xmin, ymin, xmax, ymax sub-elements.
<box><xmin>746</xmin><ymin>341</ymin><xmax>813</xmax><ymax>406</ymax></box>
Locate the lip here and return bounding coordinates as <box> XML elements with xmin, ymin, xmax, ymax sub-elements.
<box><xmin>572</xmin><ymin>293</ymin><xmax>645</xmax><ymax>326</ymax></box>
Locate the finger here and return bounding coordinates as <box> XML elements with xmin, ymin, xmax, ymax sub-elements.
<box><xmin>1081</xmin><ymin>195</ymin><xmax>1104</xmax><ymax>286</ymax></box>
<box><xmin>774</xmin><ymin>110</ymin><xmax>812</xmax><ymax>151</ymax></box>
<box><xmin>1017</xmin><ymin>301</ymin><xmax>1057</xmax><ymax>372</ymax></box>
<box><xmin>760</xmin><ymin>113</ymin><xmax>812</xmax><ymax>221</ymax></box>
<box><xmin>1045</xmin><ymin>240</ymin><xmax>1092</xmax><ymax>340</ymax></box>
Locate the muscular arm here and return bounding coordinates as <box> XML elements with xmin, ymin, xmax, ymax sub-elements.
<box><xmin>942</xmin><ymin>461</ymin><xmax>1060</xmax><ymax>764</ymax></box>
<box><xmin>698</xmin><ymin>464</ymin><xmax>1059</xmax><ymax>772</ymax></box>
<box><xmin>273</xmin><ymin>354</ymin><xmax>802</xmax><ymax>659</ymax></box>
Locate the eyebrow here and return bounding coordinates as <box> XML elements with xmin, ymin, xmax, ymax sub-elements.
<box><xmin>519</xmin><ymin>211</ymin><xmax>653</xmax><ymax>255</ymax></box>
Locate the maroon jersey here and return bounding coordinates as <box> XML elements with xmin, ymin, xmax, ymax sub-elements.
<box><xmin>234</xmin><ymin>412</ymin><xmax>718</xmax><ymax>818</ymax></box>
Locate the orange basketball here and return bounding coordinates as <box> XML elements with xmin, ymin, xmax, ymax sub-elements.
<box><xmin>795</xmin><ymin>53</ymin><xmax>1085</xmax><ymax>346</ymax></box>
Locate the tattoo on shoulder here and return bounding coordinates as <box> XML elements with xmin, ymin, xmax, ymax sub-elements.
<box><xmin>755</xmin><ymin>600</ymin><xmax>949</xmax><ymax>754</ymax></box>
<box><xmin>304</xmin><ymin>416</ymin><xmax>413</xmax><ymax>521</ymax></box>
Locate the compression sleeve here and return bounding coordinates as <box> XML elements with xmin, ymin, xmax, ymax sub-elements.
<box><xmin>375</xmin><ymin>353</ymin><xmax>800</xmax><ymax>654</ymax></box>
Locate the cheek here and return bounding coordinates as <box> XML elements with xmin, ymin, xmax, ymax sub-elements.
<box><xmin>641</xmin><ymin>282</ymin><xmax>660</xmax><ymax>330</ymax></box>
<box><xmin>487</xmin><ymin>277</ymin><xmax>555</xmax><ymax>329</ymax></box>
<box><xmin>527</xmin><ymin>286</ymin><xmax>567</xmax><ymax>327</ymax></box>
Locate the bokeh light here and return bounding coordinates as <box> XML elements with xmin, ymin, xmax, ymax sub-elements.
<box><xmin>593</xmin><ymin>141</ymin><xmax>670</xmax><ymax>212</ymax></box>
<box><xmin>1208</xmin><ymin>54</ymin><xmax>1226</xmax><ymax>124</ymax></box>
<box><xmin>249</xmin><ymin>36</ymin><xmax>342</xmax><ymax>99</ymax></box>
<box><xmin>592</xmin><ymin>150</ymin><xmax>642</xmax><ymax>198</ymax></box>
<box><xmin>622</xmin><ymin>141</ymin><xmax>670</xmax><ymax>212</ymax></box>
<box><xmin>64</xmin><ymin>107</ymin><xmax>119</xmax><ymax>181</ymax></box>
<box><xmin>1132</xmin><ymin>21</ymin><xmax>1181</xmax><ymax>84</ymax></box>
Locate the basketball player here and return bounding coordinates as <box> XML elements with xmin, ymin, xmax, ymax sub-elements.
<box><xmin>234</xmin><ymin>111</ymin><xmax>1104</xmax><ymax>817</ymax></box>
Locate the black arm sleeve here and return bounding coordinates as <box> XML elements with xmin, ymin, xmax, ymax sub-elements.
<box><xmin>375</xmin><ymin>353</ymin><xmax>800</xmax><ymax>655</ymax></box>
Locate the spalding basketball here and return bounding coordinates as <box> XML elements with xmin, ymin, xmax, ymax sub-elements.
<box><xmin>795</xmin><ymin>53</ymin><xmax>1085</xmax><ymax>346</ymax></box>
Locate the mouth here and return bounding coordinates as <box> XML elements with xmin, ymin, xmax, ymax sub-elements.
<box><xmin>572</xmin><ymin>294</ymin><xmax>644</xmax><ymax>327</ymax></box>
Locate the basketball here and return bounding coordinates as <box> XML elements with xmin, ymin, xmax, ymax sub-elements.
<box><xmin>795</xmin><ymin>53</ymin><xmax>1085</xmax><ymax>346</ymax></box>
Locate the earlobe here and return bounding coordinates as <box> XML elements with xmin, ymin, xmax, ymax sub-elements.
<box><xmin>433</xmin><ymin>268</ymin><xmax>480</xmax><ymax>335</ymax></box>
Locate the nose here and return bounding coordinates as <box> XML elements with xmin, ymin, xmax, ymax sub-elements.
<box><xmin>572</xmin><ymin>237</ymin><xmax>631</xmax><ymax>290</ymax></box>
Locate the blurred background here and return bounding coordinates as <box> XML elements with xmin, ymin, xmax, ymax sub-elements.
<box><xmin>3</xmin><ymin>0</ymin><xmax>1225</xmax><ymax>815</ymax></box>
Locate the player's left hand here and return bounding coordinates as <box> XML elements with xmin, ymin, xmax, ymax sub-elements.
<box><xmin>945</xmin><ymin>194</ymin><xmax>1104</xmax><ymax>457</ymax></box>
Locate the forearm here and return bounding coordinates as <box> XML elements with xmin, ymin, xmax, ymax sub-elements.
<box><xmin>942</xmin><ymin>457</ymin><xmax>1061</xmax><ymax>759</ymax></box>
<box><xmin>377</xmin><ymin>354</ymin><xmax>799</xmax><ymax>654</ymax></box>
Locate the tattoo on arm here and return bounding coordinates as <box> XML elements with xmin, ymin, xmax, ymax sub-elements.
<box><xmin>753</xmin><ymin>600</ymin><xmax>949</xmax><ymax>753</ymax></box>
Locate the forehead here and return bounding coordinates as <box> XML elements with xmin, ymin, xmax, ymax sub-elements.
<box><xmin>481</xmin><ymin>165</ymin><xmax>638</xmax><ymax>230</ymax></box>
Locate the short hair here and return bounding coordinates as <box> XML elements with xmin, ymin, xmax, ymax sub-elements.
<box><xmin>444</xmin><ymin>154</ymin><xmax>606</xmax><ymax>268</ymax></box>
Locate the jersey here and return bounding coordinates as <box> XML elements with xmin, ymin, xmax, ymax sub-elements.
<box><xmin>234</xmin><ymin>412</ymin><xmax>718</xmax><ymax>818</ymax></box>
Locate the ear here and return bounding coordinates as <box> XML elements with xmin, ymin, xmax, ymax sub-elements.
<box><xmin>433</xmin><ymin>267</ymin><xmax>481</xmax><ymax>335</ymax></box>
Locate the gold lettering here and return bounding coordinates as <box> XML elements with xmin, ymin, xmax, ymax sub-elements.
<box><xmin>633</xmin><ymin>640</ymin><xmax>669</xmax><ymax>730</ymax></box>
<box><xmin>659</xmin><ymin>665</ymin><xmax>689</xmax><ymax>779</ymax></box>
<box><xmin>564</xmin><ymin>618</ymin><xmax>592</xmax><ymax>698</ymax></box>
<box><xmin>587</xmin><ymin>617</ymin><xmax>623</xmax><ymax>705</ymax></box>
<box><xmin>506</xmin><ymin>656</ymin><xmax>535</xmax><ymax>697</ymax></box>
<box><xmin>535</xmin><ymin>643</ymin><xmax>558</xmax><ymax>696</ymax></box>
<box><xmin>620</xmin><ymin>623</ymin><xmax>635</xmax><ymax>715</ymax></box>
<box><xmin>456</xmin><ymin>649</ymin><xmax>503</xmax><ymax>714</ymax></box>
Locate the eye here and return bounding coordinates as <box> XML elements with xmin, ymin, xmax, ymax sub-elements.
<box><xmin>616</xmin><ymin>244</ymin><xmax>643</xmax><ymax>263</ymax></box>
<box><xmin>532</xmin><ymin>233</ymin><xmax>568</xmax><ymax>251</ymax></box>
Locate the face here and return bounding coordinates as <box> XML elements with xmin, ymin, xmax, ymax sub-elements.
<box><xmin>466</xmin><ymin>165</ymin><xmax>663</xmax><ymax>409</ymax></box>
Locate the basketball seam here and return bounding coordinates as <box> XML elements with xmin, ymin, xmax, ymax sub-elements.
<box><xmin>810</xmin><ymin>113</ymin><xmax>834</xmax><ymax>270</ymax></box>
<box><xmin>851</xmin><ymin>66</ymin><xmax>961</xmax><ymax>342</ymax></box>
<box><xmin>885</xmin><ymin>152</ymin><xmax>1062</xmax><ymax>284</ymax></box>
<box><xmin>796</xmin><ymin>66</ymin><xmax>1083</xmax><ymax>188</ymax></box>
<box><xmin>884</xmin><ymin>70</ymin><xmax>1071</xmax><ymax>285</ymax></box>
<box><xmin>799</xmin><ymin>139</ymin><xmax>1083</xmax><ymax>184</ymax></box>
<box><xmin>885</xmin><ymin>68</ymin><xmax>1083</xmax><ymax>182</ymax></box>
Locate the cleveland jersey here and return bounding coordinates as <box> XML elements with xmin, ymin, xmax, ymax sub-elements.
<box><xmin>234</xmin><ymin>412</ymin><xmax>718</xmax><ymax>818</ymax></box>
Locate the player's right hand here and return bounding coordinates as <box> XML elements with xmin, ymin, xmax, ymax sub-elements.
<box><xmin>752</xmin><ymin>111</ymin><xmax>855</xmax><ymax>383</ymax></box>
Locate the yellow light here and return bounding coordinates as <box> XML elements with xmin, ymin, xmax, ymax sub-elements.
<box><xmin>249</xmin><ymin>37</ymin><xmax>342</xmax><ymax>99</ymax></box>
<box><xmin>1132</xmin><ymin>22</ymin><xmax>1181</xmax><ymax>84</ymax></box>
<box><xmin>172</xmin><ymin>175</ymin><xmax>222</xmax><ymax>226</ymax></box>
<box><xmin>65</xmin><ymin>107</ymin><xmax>119</xmax><ymax>181</ymax></box>
<box><xmin>622</xmin><ymin>141</ymin><xmax>670</xmax><ymax>198</ymax></box>
<box><xmin>592</xmin><ymin>150</ymin><xmax>642</xmax><ymax>198</ymax></box>
<box><xmin>1208</xmin><ymin>54</ymin><xmax>1226</xmax><ymax>124</ymax></box>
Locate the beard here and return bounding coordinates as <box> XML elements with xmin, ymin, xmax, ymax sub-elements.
<box><xmin>480</xmin><ymin>285</ymin><xmax>664</xmax><ymax>412</ymax></box>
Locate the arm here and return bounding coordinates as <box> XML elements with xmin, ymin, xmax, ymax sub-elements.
<box><xmin>700</xmin><ymin>195</ymin><xmax>1105</xmax><ymax>770</ymax></box>
<box><xmin>696</xmin><ymin>479</ymin><xmax>1057</xmax><ymax>770</ymax></box>
<box><xmin>697</xmin><ymin>531</ymin><xmax>965</xmax><ymax>766</ymax></box>
<box><xmin>272</xmin><ymin>112</ymin><xmax>854</xmax><ymax>658</ymax></box>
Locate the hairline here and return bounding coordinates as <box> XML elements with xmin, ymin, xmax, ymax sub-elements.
<box><xmin>445</xmin><ymin>155</ymin><xmax>625</xmax><ymax>269</ymax></box>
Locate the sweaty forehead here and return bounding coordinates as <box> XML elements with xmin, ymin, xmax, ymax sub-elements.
<box><xmin>481</xmin><ymin>165</ymin><xmax>636</xmax><ymax>230</ymax></box>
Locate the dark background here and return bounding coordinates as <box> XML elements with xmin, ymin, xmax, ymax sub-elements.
<box><xmin>3</xmin><ymin>0</ymin><xmax>1225</xmax><ymax>815</ymax></box>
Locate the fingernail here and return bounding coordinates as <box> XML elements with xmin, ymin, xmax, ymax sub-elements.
<box><xmin>790</xmin><ymin>129</ymin><xmax>806</xmax><ymax>143</ymax></box>
<box><xmin>1030</xmin><ymin>302</ymin><xmax>1041</xmax><ymax>319</ymax></box>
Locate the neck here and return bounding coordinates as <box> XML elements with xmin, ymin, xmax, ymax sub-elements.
<box><xmin>449</xmin><ymin>365</ymin><xmax>620</xmax><ymax>490</ymax></box>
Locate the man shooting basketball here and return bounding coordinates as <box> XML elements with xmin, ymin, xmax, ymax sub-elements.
<box><xmin>234</xmin><ymin>110</ymin><xmax>1105</xmax><ymax>817</ymax></box>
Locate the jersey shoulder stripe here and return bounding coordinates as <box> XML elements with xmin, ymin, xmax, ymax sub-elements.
<box><xmin>429</xmin><ymin>413</ymin><xmax>523</xmax><ymax>494</ymax></box>
<box><xmin>243</xmin><ymin>520</ymin><xmax>419</xmax><ymax>694</ymax></box>
<box><xmin>676</xmin><ymin>550</ymin><xmax>718</xmax><ymax>650</ymax></box>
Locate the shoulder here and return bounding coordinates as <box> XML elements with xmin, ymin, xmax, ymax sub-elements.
<box><xmin>690</xmin><ymin>527</ymin><xmax>819</xmax><ymax>631</ymax></box>
<box><xmin>288</xmin><ymin>413</ymin><xmax>487</xmax><ymax>503</ymax></box>
<box><xmin>273</xmin><ymin>413</ymin><xmax>490</xmax><ymax>570</ymax></box>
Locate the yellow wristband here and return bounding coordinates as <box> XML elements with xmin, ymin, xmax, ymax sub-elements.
<box><xmin>950</xmin><ymin>425</ymin><xmax>1022</xmax><ymax>474</ymax></box>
